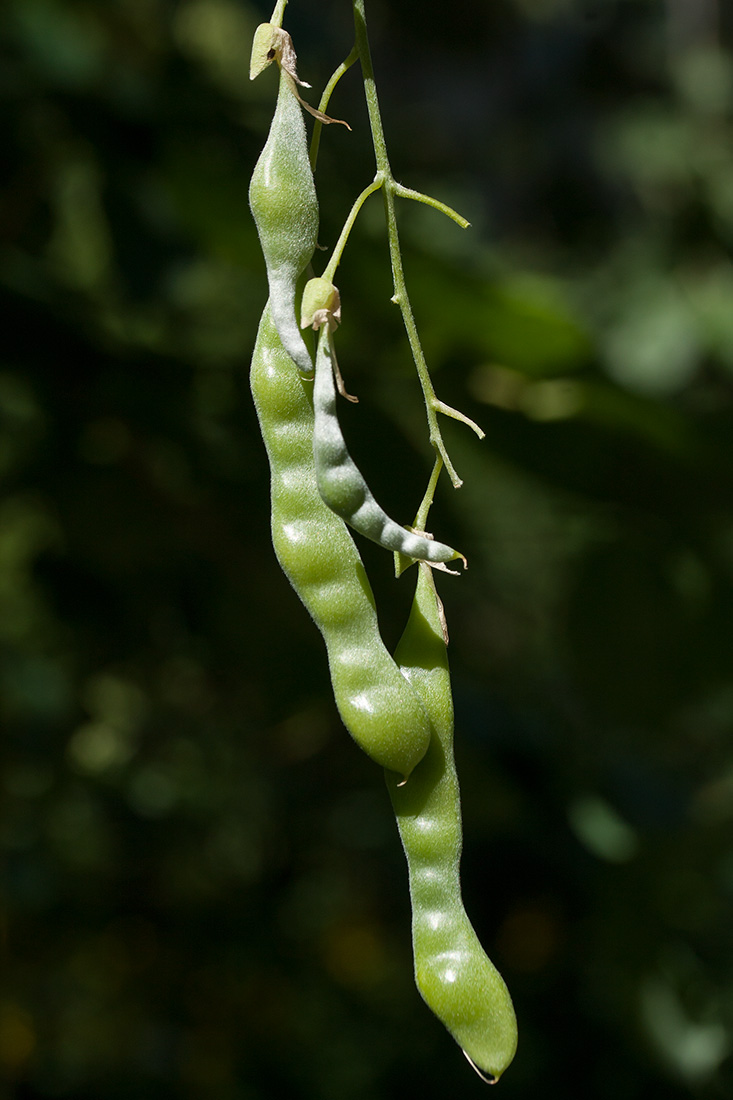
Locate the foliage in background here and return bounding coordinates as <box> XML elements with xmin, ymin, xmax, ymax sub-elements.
<box><xmin>1</xmin><ymin>0</ymin><xmax>733</xmax><ymax>1097</ymax></box>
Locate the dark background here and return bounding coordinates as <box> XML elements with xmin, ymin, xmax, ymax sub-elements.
<box><xmin>2</xmin><ymin>1</ymin><xmax>733</xmax><ymax>1097</ymax></box>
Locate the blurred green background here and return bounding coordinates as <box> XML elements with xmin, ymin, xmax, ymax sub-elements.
<box><xmin>2</xmin><ymin>0</ymin><xmax>733</xmax><ymax>1097</ymax></box>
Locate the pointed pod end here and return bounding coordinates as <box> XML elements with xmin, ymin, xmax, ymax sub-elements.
<box><xmin>462</xmin><ymin>1050</ymin><xmax>499</xmax><ymax>1085</ymax></box>
<box><xmin>394</xmin><ymin>550</ymin><xmax>417</xmax><ymax>579</ymax></box>
<box><xmin>250</xmin><ymin>24</ymin><xmax>280</xmax><ymax>80</ymax></box>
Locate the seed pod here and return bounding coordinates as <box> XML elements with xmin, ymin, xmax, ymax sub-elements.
<box><xmin>250</xmin><ymin>304</ymin><xmax>431</xmax><ymax>779</ymax></box>
<box><xmin>249</xmin><ymin>67</ymin><xmax>319</xmax><ymax>377</ymax></box>
<box><xmin>388</xmin><ymin>564</ymin><xmax>518</xmax><ymax>1082</ymax></box>
<box><xmin>313</xmin><ymin>326</ymin><xmax>466</xmax><ymax>568</ymax></box>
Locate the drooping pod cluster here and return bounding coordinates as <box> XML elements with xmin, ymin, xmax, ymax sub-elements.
<box><xmin>248</xmin><ymin>2</ymin><xmax>517</xmax><ymax>1079</ymax></box>
<box><xmin>390</xmin><ymin>564</ymin><xmax>518</xmax><ymax>1081</ymax></box>
<box><xmin>250</xmin><ymin>305</ymin><xmax>431</xmax><ymax>779</ymax></box>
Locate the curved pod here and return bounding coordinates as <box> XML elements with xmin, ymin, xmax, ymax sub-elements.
<box><xmin>313</xmin><ymin>327</ymin><xmax>465</xmax><ymax>567</ymax></box>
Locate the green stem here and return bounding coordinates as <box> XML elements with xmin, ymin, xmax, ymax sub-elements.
<box><xmin>323</xmin><ymin>176</ymin><xmax>383</xmax><ymax>281</ymax></box>
<box><xmin>383</xmin><ymin>187</ymin><xmax>463</xmax><ymax>487</ymax></box>
<box><xmin>353</xmin><ymin>1</ymin><xmax>391</xmax><ymax>174</ymax></box>
<box><xmin>310</xmin><ymin>45</ymin><xmax>359</xmax><ymax>169</ymax></box>
<box><xmin>393</xmin><ymin>455</ymin><xmax>444</xmax><ymax>579</ymax></box>
<box><xmin>393</xmin><ymin>183</ymin><xmax>470</xmax><ymax>230</ymax></box>
<box><xmin>270</xmin><ymin>0</ymin><xmax>287</xmax><ymax>29</ymax></box>
<box><xmin>352</xmin><ymin>0</ymin><xmax>482</xmax><ymax>489</ymax></box>
<box><xmin>414</xmin><ymin>457</ymin><xmax>443</xmax><ymax>531</ymax></box>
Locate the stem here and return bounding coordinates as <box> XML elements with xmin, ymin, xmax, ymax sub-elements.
<box><xmin>353</xmin><ymin>1</ymin><xmax>391</xmax><ymax>174</ymax></box>
<box><xmin>393</xmin><ymin>455</ymin><xmax>444</xmax><ymax>579</ymax></box>
<box><xmin>323</xmin><ymin>176</ymin><xmax>383</xmax><ymax>281</ymax></box>
<box><xmin>270</xmin><ymin>0</ymin><xmax>287</xmax><ymax>28</ymax></box>
<box><xmin>434</xmin><ymin>399</ymin><xmax>485</xmax><ymax>439</ymax></box>
<box><xmin>310</xmin><ymin>45</ymin><xmax>359</xmax><ymax>169</ymax></box>
<box><xmin>414</xmin><ymin>457</ymin><xmax>443</xmax><ymax>531</ymax></box>
<box><xmin>352</xmin><ymin>0</ymin><xmax>481</xmax><ymax>489</ymax></box>
<box><xmin>393</xmin><ymin>182</ymin><xmax>470</xmax><ymax>230</ymax></box>
<box><xmin>382</xmin><ymin>186</ymin><xmax>462</xmax><ymax>486</ymax></box>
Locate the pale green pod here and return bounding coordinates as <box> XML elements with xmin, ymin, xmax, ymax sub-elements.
<box><xmin>387</xmin><ymin>564</ymin><xmax>518</xmax><ymax>1081</ymax></box>
<box><xmin>249</xmin><ymin>68</ymin><xmax>318</xmax><ymax>377</ymax></box>
<box><xmin>313</xmin><ymin>326</ymin><xmax>466</xmax><ymax>567</ymax></box>
<box><xmin>250</xmin><ymin>304</ymin><xmax>431</xmax><ymax>779</ymax></box>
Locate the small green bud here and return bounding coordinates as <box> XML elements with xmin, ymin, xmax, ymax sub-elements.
<box><xmin>301</xmin><ymin>277</ymin><xmax>341</xmax><ymax>330</ymax></box>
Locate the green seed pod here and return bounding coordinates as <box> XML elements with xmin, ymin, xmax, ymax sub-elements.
<box><xmin>249</xmin><ymin>67</ymin><xmax>319</xmax><ymax>377</ymax></box>
<box><xmin>250</xmin><ymin>304</ymin><xmax>431</xmax><ymax>779</ymax></box>
<box><xmin>388</xmin><ymin>564</ymin><xmax>518</xmax><ymax>1081</ymax></box>
<box><xmin>313</xmin><ymin>326</ymin><xmax>466</xmax><ymax>568</ymax></box>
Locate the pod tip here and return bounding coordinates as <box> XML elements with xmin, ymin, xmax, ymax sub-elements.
<box><xmin>462</xmin><ymin>1050</ymin><xmax>499</xmax><ymax>1085</ymax></box>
